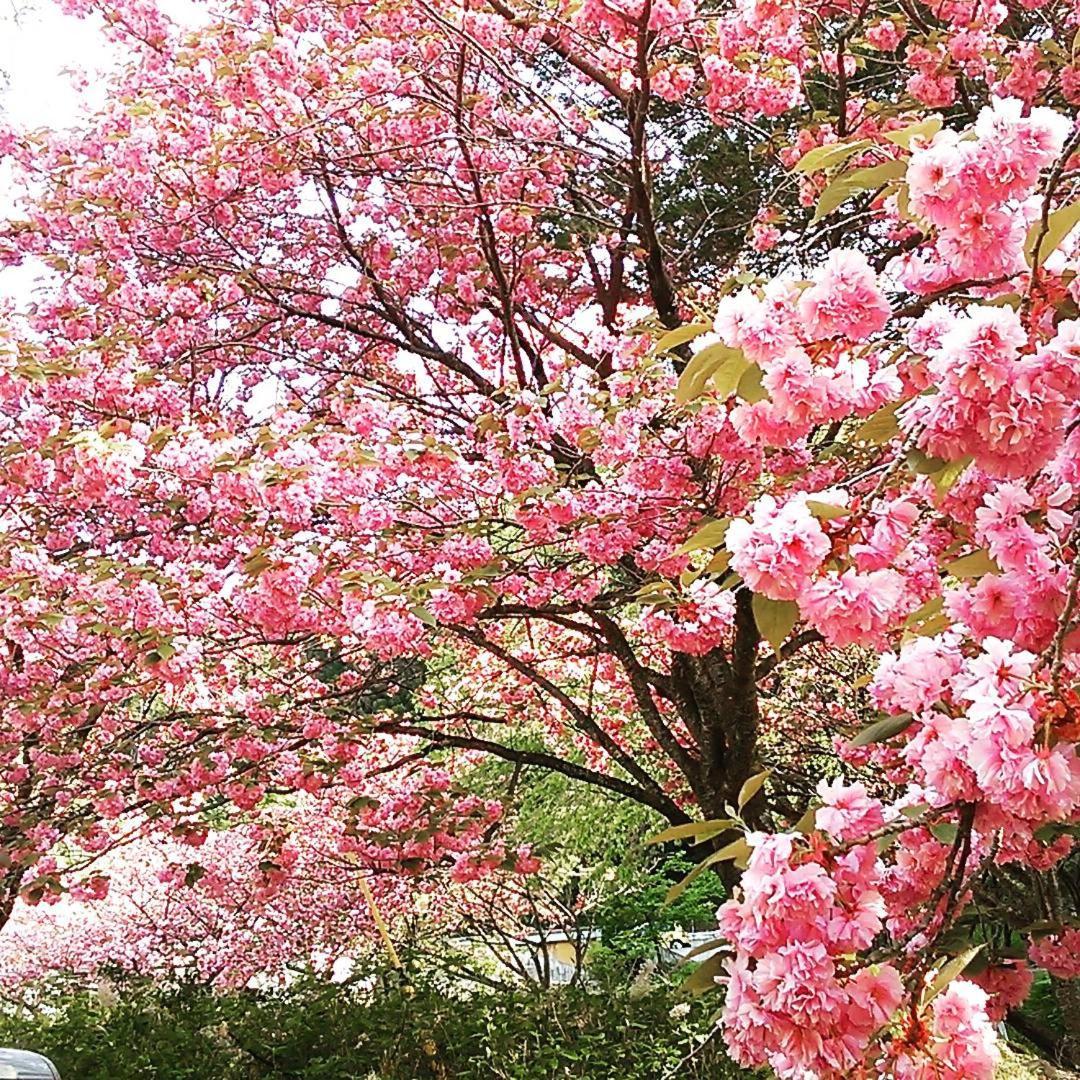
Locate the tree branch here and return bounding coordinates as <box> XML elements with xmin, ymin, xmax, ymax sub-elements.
<box><xmin>384</xmin><ymin>723</ymin><xmax>690</xmax><ymax>823</ymax></box>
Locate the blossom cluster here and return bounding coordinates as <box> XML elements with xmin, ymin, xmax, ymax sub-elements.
<box><xmin>873</xmin><ymin>636</ymin><xmax>1080</xmax><ymax>828</ymax></box>
<box><xmin>717</xmin><ymin>789</ymin><xmax>1000</xmax><ymax>1080</ymax></box>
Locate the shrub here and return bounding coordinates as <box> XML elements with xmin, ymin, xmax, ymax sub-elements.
<box><xmin>0</xmin><ymin>975</ymin><xmax>745</xmax><ymax>1079</ymax></box>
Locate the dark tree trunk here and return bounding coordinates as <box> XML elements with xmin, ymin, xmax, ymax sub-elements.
<box><xmin>1051</xmin><ymin>975</ymin><xmax>1080</xmax><ymax>1070</ymax></box>
<box><xmin>670</xmin><ymin>590</ymin><xmax>763</xmax><ymax>824</ymax></box>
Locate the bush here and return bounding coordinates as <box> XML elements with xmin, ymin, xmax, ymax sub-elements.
<box><xmin>0</xmin><ymin>975</ymin><xmax>747</xmax><ymax>1079</ymax></box>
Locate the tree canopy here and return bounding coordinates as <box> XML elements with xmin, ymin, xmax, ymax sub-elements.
<box><xmin>2</xmin><ymin>0</ymin><xmax>1080</xmax><ymax>1074</ymax></box>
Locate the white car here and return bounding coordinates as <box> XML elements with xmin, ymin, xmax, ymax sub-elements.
<box><xmin>0</xmin><ymin>1050</ymin><xmax>60</xmax><ymax>1079</ymax></box>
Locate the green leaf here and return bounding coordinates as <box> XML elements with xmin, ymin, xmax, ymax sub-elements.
<box><xmin>793</xmin><ymin>140</ymin><xmax>870</xmax><ymax>174</ymax></box>
<box><xmin>633</xmin><ymin>580</ymin><xmax>674</xmax><ymax>606</ymax></box>
<box><xmin>896</xmin><ymin>183</ymin><xmax>913</xmax><ymax>221</ymax></box>
<box><xmin>855</xmin><ymin>400</ymin><xmax>904</xmax><ymax>444</ymax></box>
<box><xmin>676</xmin><ymin>517</ymin><xmax>731</xmax><ymax>555</ymax></box>
<box><xmin>676</xmin><ymin>344</ymin><xmax>752</xmax><ymax>405</ymax></box>
<box><xmin>712</xmin><ymin>837</ymin><xmax>751</xmax><ymax>868</ymax></box>
<box><xmin>184</xmin><ymin>863</ymin><xmax>207</xmax><ymax>887</ymax></box>
<box><xmin>682</xmin><ymin>936</ymin><xmax>728</xmax><ymax>961</ymax></box>
<box><xmin>647</xmin><ymin>818</ymin><xmax>737</xmax><ymax>846</ymax></box>
<box><xmin>680</xmin><ymin>566</ymin><xmax>703</xmax><ymax>588</ymax></box>
<box><xmin>673</xmin><ymin>341</ymin><xmax>743</xmax><ymax>406</ymax></box>
<box><xmin>148</xmin><ymin>425</ymin><xmax>176</xmax><ymax>450</ymax></box>
<box><xmin>1026</xmin><ymin>200</ymin><xmax>1080</xmax><ymax>268</ymax></box>
<box><xmin>664</xmin><ymin>862</ymin><xmax>709</xmax><ymax>904</ymax></box>
<box><xmin>711</xmin><ymin>351</ymin><xmax>753</xmax><ymax>400</ymax></box>
<box><xmin>737</xmin><ymin>770</ymin><xmax>770</xmax><ymax>811</ymax></box>
<box><xmin>792</xmin><ymin>805</ymin><xmax>818</xmax><ymax>833</ymax></box>
<box><xmin>1033</xmin><ymin>823</ymin><xmax>1064</xmax><ymax>844</ymax></box>
<box><xmin>848</xmin><ymin>712</ymin><xmax>914</xmax><ymax>748</ymax></box>
<box><xmin>943</xmin><ymin>549</ymin><xmax>1000</xmax><ymax>579</ymax></box>
<box><xmin>680</xmin><ymin>951</ymin><xmax>728</xmax><ymax>995</ymax></box>
<box><xmin>145</xmin><ymin>640</ymin><xmax>177</xmax><ymax>664</ymax></box>
<box><xmin>904</xmin><ymin>596</ymin><xmax>944</xmax><ymax>627</ymax></box>
<box><xmin>665</xmin><ymin>838</ymin><xmax>751</xmax><ymax>903</ymax></box>
<box><xmin>931</xmin><ymin>456</ymin><xmax>973</xmax><ymax>496</ymax></box>
<box><xmin>906</xmin><ymin>447</ymin><xmax>948</xmax><ymax>475</ymax></box>
<box><xmin>805</xmin><ymin>500</ymin><xmax>850</xmax><ymax>521</ymax></box>
<box><xmin>926</xmin><ymin>945</ymin><xmax>984</xmax><ymax>1003</ymax></box>
<box><xmin>706</xmin><ymin>551</ymin><xmax>731</xmax><ymax>575</ymax></box>
<box><xmin>676</xmin><ymin>342</ymin><xmax>736</xmax><ymax>404</ymax></box>
<box><xmin>929</xmin><ymin>822</ymin><xmax>959</xmax><ymax>844</ymax></box>
<box><xmin>813</xmin><ymin>159</ymin><xmax>907</xmax><ymax>222</ymax></box>
<box><xmin>882</xmin><ymin>116</ymin><xmax>942</xmax><ymax>150</ymax></box>
<box><xmin>735</xmin><ymin>363</ymin><xmax>769</xmax><ymax>403</ymax></box>
<box><xmin>751</xmin><ymin>594</ymin><xmax>800</xmax><ymax>655</ymax></box>
<box><xmin>410</xmin><ymin>604</ymin><xmax>438</xmax><ymax>627</ymax></box>
<box><xmin>655</xmin><ymin>322</ymin><xmax>711</xmax><ymax>354</ymax></box>
<box><xmin>243</xmin><ymin>549</ymin><xmax>273</xmax><ymax>577</ymax></box>
<box><xmin>912</xmin><ymin>611</ymin><xmax>951</xmax><ymax>637</ymax></box>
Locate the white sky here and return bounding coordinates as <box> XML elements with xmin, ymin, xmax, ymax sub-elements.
<box><xmin>0</xmin><ymin>2</ymin><xmax>116</xmax><ymax>306</ymax></box>
<box><xmin>0</xmin><ymin>2</ymin><xmax>114</xmax><ymax>130</ymax></box>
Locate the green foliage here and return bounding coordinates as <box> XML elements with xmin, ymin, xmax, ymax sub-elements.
<box><xmin>648</xmin><ymin>109</ymin><xmax>765</xmax><ymax>285</ymax></box>
<box><xmin>1014</xmin><ymin>968</ymin><xmax>1064</xmax><ymax>1034</ymax></box>
<box><xmin>462</xmin><ymin>751</ymin><xmax>664</xmax><ymax>877</ymax></box>
<box><xmin>305</xmin><ymin>647</ymin><xmax>426</xmax><ymax>715</ymax></box>
<box><xmin>0</xmin><ymin>976</ymin><xmax>749</xmax><ymax>1080</ymax></box>
<box><xmin>588</xmin><ymin>850</ymin><xmax>727</xmax><ymax>979</ymax></box>
<box><xmin>461</xmin><ymin>763</ymin><xmax>727</xmax><ymax>983</ymax></box>
<box><xmin>512</xmin><ymin>766</ymin><xmax>658</xmax><ymax>867</ymax></box>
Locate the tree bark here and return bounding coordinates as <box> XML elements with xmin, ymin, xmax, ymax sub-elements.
<box><xmin>1051</xmin><ymin>975</ymin><xmax>1080</xmax><ymax>1069</ymax></box>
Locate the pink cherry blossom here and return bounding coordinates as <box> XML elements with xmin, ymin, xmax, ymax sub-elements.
<box><xmin>726</xmin><ymin>495</ymin><xmax>831</xmax><ymax>601</ymax></box>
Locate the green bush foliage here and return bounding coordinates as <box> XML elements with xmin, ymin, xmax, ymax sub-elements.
<box><xmin>0</xmin><ymin>976</ymin><xmax>748</xmax><ymax>1079</ymax></box>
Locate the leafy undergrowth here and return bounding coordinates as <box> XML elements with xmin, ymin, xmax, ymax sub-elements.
<box><xmin>0</xmin><ymin>973</ymin><xmax>1072</xmax><ymax>1079</ymax></box>
<box><xmin>0</xmin><ymin>976</ymin><xmax>745</xmax><ymax>1080</ymax></box>
<box><xmin>998</xmin><ymin>1046</ymin><xmax>1078</xmax><ymax>1080</ymax></box>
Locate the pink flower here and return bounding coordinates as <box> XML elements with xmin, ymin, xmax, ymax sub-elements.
<box><xmin>797</xmin><ymin>250</ymin><xmax>891</xmax><ymax>342</ymax></box>
<box><xmin>1030</xmin><ymin>929</ymin><xmax>1080</xmax><ymax>979</ymax></box>
<box><xmin>718</xmin><ymin>830</ymin><xmax>908</xmax><ymax>1078</ymax></box>
<box><xmin>815</xmin><ymin>779</ymin><xmax>886</xmax><ymax>842</ymax></box>
<box><xmin>872</xmin><ymin>635</ymin><xmax>963</xmax><ymax>714</ymax></box>
<box><xmin>970</xmin><ymin>963</ymin><xmax>1033</xmax><ymax>1022</ymax></box>
<box><xmin>927</xmin><ymin>981</ymin><xmax>999</xmax><ymax>1079</ymax></box>
<box><xmin>847</xmin><ymin>964</ymin><xmax>904</xmax><ymax>1027</ymax></box>
<box><xmin>713</xmin><ymin>280</ymin><xmax>801</xmax><ymax>363</ymax></box>
<box><xmin>865</xmin><ymin>19</ymin><xmax>905</xmax><ymax>52</ymax></box>
<box><xmin>726</xmin><ymin>495</ymin><xmax>830</xmax><ymax>601</ymax></box>
<box><xmin>907</xmin><ymin>132</ymin><xmax>965</xmax><ymax>228</ymax></box>
<box><xmin>644</xmin><ymin>579</ymin><xmax>736</xmax><ymax>655</ymax></box>
<box><xmin>800</xmin><ymin>568</ymin><xmax>913</xmax><ymax>647</ymax></box>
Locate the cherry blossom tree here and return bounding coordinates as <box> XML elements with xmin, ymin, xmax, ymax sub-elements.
<box><xmin>0</xmin><ymin>804</ymin><xmax>396</xmax><ymax>991</ymax></box>
<box><xmin>3</xmin><ymin>0</ymin><xmax>1080</xmax><ymax>1073</ymax></box>
<box><xmin>0</xmin><ymin>782</ymin><xmax>531</xmax><ymax>990</ymax></box>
